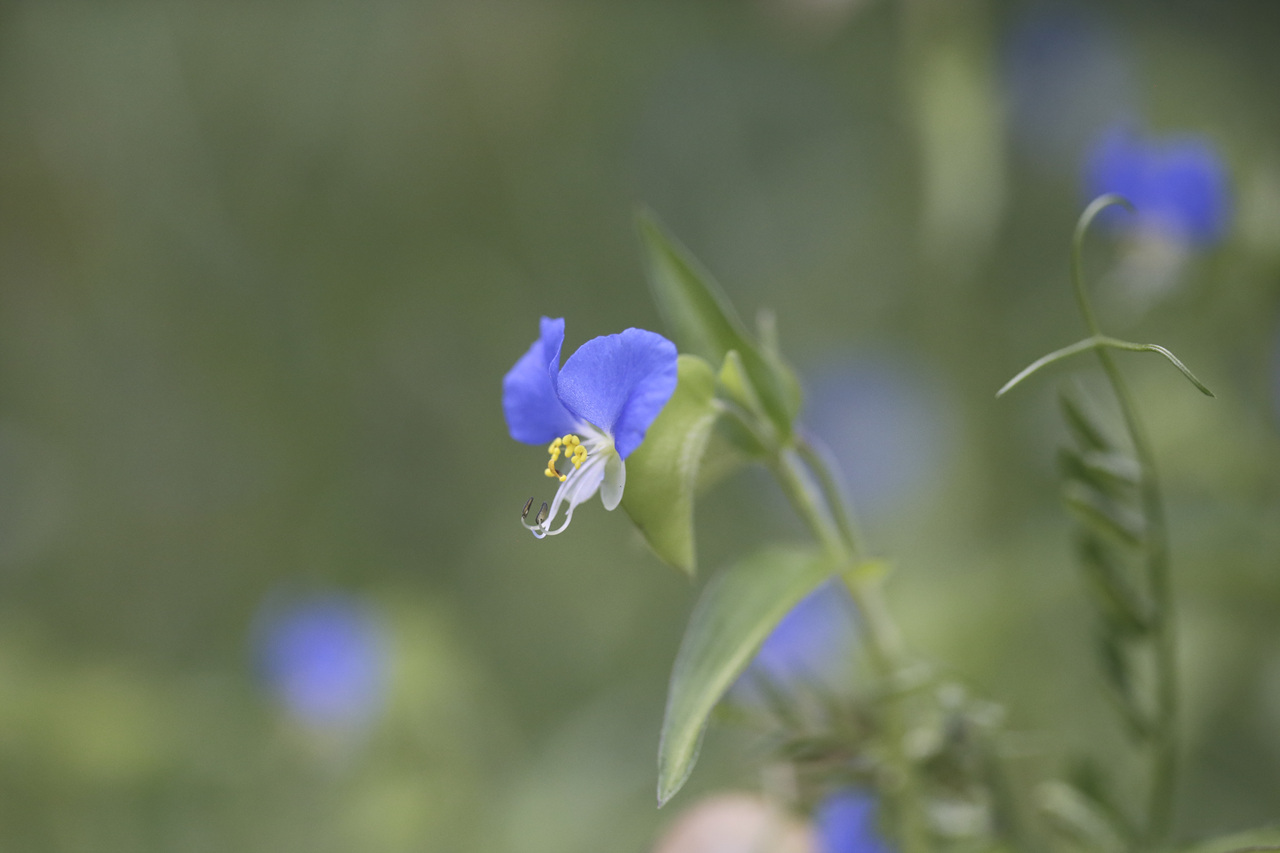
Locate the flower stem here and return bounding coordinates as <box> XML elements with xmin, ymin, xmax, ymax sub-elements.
<box><xmin>1072</xmin><ymin>196</ymin><xmax>1178</xmax><ymax>850</ymax></box>
<box><xmin>769</xmin><ymin>439</ymin><xmax>930</xmax><ymax>853</ymax></box>
<box><xmin>1099</xmin><ymin>346</ymin><xmax>1178</xmax><ymax>851</ymax></box>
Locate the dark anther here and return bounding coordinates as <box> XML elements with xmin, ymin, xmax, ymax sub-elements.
<box><xmin>521</xmin><ymin>496</ymin><xmax>535</xmax><ymax>520</ymax></box>
<box><xmin>536</xmin><ymin>501</ymin><xmax>549</xmax><ymax>526</ymax></box>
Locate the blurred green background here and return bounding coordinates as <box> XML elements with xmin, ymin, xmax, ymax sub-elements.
<box><xmin>2</xmin><ymin>0</ymin><xmax>1280</xmax><ymax>849</ymax></box>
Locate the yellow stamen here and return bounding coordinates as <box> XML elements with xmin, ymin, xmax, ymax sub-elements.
<box><xmin>542</xmin><ymin>433</ymin><xmax>586</xmax><ymax>480</ymax></box>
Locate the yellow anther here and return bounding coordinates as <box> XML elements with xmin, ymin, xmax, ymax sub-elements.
<box><xmin>543</xmin><ymin>434</ymin><xmax>584</xmax><ymax>481</ymax></box>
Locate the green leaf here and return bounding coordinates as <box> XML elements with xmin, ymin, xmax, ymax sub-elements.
<box><xmin>637</xmin><ymin>209</ymin><xmax>802</xmax><ymax>436</ymax></box>
<box><xmin>621</xmin><ymin>355</ymin><xmax>720</xmax><ymax>576</ymax></box>
<box><xmin>1058</xmin><ymin>448</ymin><xmax>1140</xmax><ymax>498</ymax></box>
<box><xmin>656</xmin><ymin>546</ymin><xmax>835</xmax><ymax>806</ymax></box>
<box><xmin>1076</xmin><ymin>536</ymin><xmax>1152</xmax><ymax>635</ymax></box>
<box><xmin>1096</xmin><ymin>631</ymin><xmax>1151</xmax><ymax>740</ymax></box>
<box><xmin>1059</xmin><ymin>389</ymin><xmax>1118</xmax><ymax>453</ymax></box>
<box><xmin>1063</xmin><ymin>482</ymin><xmax>1146</xmax><ymax>549</ymax></box>
<box><xmin>718</xmin><ymin>350</ymin><xmax>765</xmax><ymax>417</ymax></box>
<box><xmin>713</xmin><ymin>351</ymin><xmax>772</xmax><ymax>457</ymax></box>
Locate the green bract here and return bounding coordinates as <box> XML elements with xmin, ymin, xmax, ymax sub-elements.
<box><xmin>620</xmin><ymin>355</ymin><xmax>720</xmax><ymax>576</ymax></box>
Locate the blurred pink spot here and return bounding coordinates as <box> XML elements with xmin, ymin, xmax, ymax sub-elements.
<box><xmin>653</xmin><ymin>794</ymin><xmax>816</xmax><ymax>853</ymax></box>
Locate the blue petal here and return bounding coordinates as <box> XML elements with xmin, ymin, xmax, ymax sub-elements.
<box><xmin>554</xmin><ymin>328</ymin><xmax>678</xmax><ymax>459</ymax></box>
<box><xmin>502</xmin><ymin>317</ymin><xmax>580</xmax><ymax>445</ymax></box>
<box><xmin>1146</xmin><ymin>137</ymin><xmax>1231</xmax><ymax>246</ymax></box>
<box><xmin>1086</xmin><ymin>125</ymin><xmax>1145</xmax><ymax>201</ymax></box>
<box><xmin>1084</xmin><ymin>124</ymin><xmax>1232</xmax><ymax>247</ymax></box>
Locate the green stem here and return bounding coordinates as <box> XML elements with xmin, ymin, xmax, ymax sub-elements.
<box><xmin>1101</xmin><ymin>349</ymin><xmax>1178</xmax><ymax>851</ymax></box>
<box><xmin>769</xmin><ymin>441</ymin><xmax>929</xmax><ymax>853</ymax></box>
<box><xmin>1072</xmin><ymin>196</ymin><xmax>1178</xmax><ymax>850</ymax></box>
<box><xmin>796</xmin><ymin>429</ymin><xmax>866</xmax><ymax>558</ymax></box>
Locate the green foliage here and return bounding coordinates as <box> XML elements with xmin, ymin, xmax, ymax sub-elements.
<box><xmin>999</xmin><ymin>197</ymin><xmax>1218</xmax><ymax>849</ymax></box>
<box><xmin>8</xmin><ymin>3</ymin><xmax>1280</xmax><ymax>848</ymax></box>
<box><xmin>621</xmin><ymin>354</ymin><xmax>720</xmax><ymax>575</ymax></box>
<box><xmin>656</xmin><ymin>546</ymin><xmax>835</xmax><ymax>806</ymax></box>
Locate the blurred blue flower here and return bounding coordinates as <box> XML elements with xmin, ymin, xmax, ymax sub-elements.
<box><xmin>1002</xmin><ymin>7</ymin><xmax>1136</xmax><ymax>170</ymax></box>
<box><xmin>737</xmin><ymin>578</ymin><xmax>859</xmax><ymax>701</ymax></box>
<box><xmin>1085</xmin><ymin>124</ymin><xmax>1232</xmax><ymax>247</ymax></box>
<box><xmin>254</xmin><ymin>592</ymin><xmax>389</xmax><ymax>730</ymax></box>
<box><xmin>804</xmin><ymin>355</ymin><xmax>950</xmax><ymax>518</ymax></box>
<box><xmin>815</xmin><ymin>789</ymin><xmax>892</xmax><ymax>853</ymax></box>
<box><xmin>503</xmin><ymin>316</ymin><xmax>677</xmax><ymax>538</ymax></box>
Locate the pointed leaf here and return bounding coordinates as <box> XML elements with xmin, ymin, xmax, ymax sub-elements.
<box><xmin>1096</xmin><ymin>632</ymin><xmax>1151</xmax><ymax>740</ymax></box>
<box><xmin>718</xmin><ymin>350</ymin><xmax>765</xmax><ymax>416</ymax></box>
<box><xmin>657</xmin><ymin>546</ymin><xmax>835</xmax><ymax>806</ymax></box>
<box><xmin>1059</xmin><ymin>389</ymin><xmax>1118</xmax><ymax>453</ymax></box>
<box><xmin>637</xmin><ymin>209</ymin><xmax>801</xmax><ymax>436</ymax></box>
<box><xmin>621</xmin><ymin>355</ymin><xmax>720</xmax><ymax>575</ymax></box>
<box><xmin>1058</xmin><ymin>448</ymin><xmax>1141</xmax><ymax>498</ymax></box>
<box><xmin>713</xmin><ymin>350</ymin><xmax>773</xmax><ymax>456</ymax></box>
<box><xmin>1076</xmin><ymin>536</ymin><xmax>1152</xmax><ymax>635</ymax></box>
<box><xmin>1063</xmin><ymin>482</ymin><xmax>1146</xmax><ymax>549</ymax></box>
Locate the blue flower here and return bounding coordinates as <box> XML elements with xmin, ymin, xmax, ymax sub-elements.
<box><xmin>1085</xmin><ymin>123</ymin><xmax>1232</xmax><ymax>247</ymax></box>
<box><xmin>253</xmin><ymin>592</ymin><xmax>389</xmax><ymax>730</ymax></box>
<box><xmin>815</xmin><ymin>789</ymin><xmax>893</xmax><ymax>853</ymax></box>
<box><xmin>502</xmin><ymin>316</ymin><xmax>678</xmax><ymax>538</ymax></box>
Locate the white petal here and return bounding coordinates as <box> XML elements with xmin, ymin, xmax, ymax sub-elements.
<box><xmin>600</xmin><ymin>453</ymin><xmax>625</xmax><ymax>511</ymax></box>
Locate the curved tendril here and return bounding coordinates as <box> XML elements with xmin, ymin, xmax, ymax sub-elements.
<box><xmin>1071</xmin><ymin>194</ymin><xmax>1134</xmax><ymax>338</ymax></box>
<box><xmin>999</xmin><ymin>193</ymin><xmax>1204</xmax><ymax>846</ymax></box>
<box><xmin>997</xmin><ymin>336</ymin><xmax>1215</xmax><ymax>398</ymax></box>
<box><xmin>997</xmin><ymin>194</ymin><xmax>1214</xmax><ymax>399</ymax></box>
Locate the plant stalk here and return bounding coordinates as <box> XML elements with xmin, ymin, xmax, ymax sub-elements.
<box><xmin>770</xmin><ymin>441</ymin><xmax>929</xmax><ymax>853</ymax></box>
<box><xmin>1073</xmin><ymin>196</ymin><xmax>1178</xmax><ymax>850</ymax></box>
